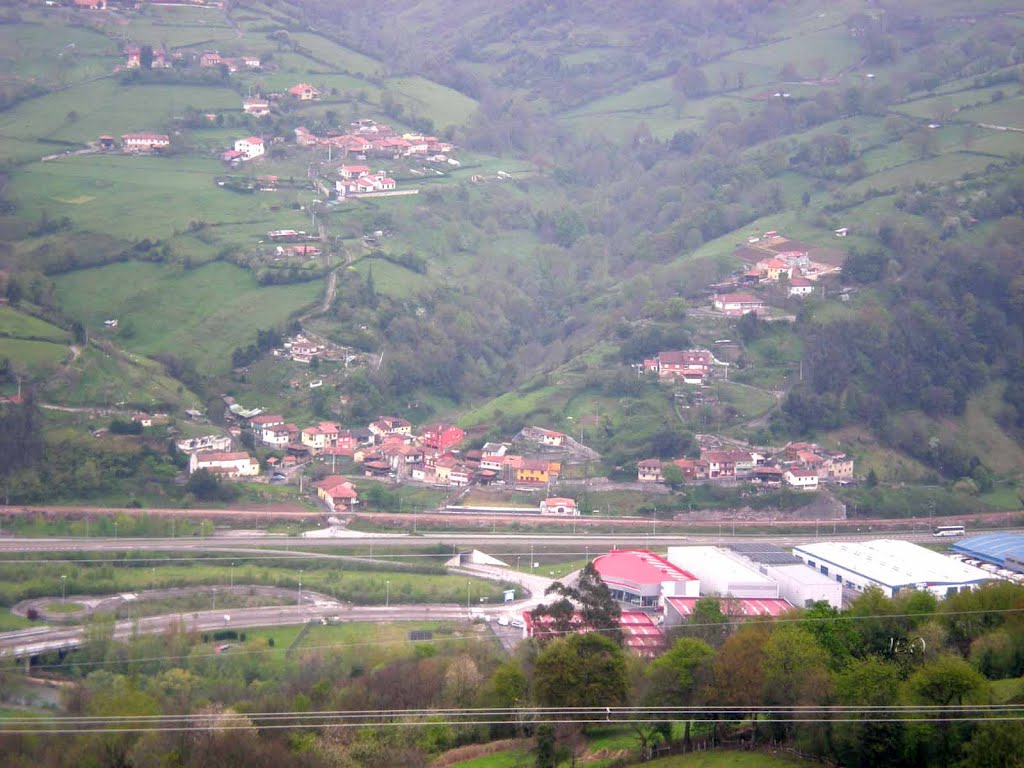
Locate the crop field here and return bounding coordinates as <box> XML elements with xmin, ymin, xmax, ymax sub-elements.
<box><xmin>0</xmin><ymin>306</ymin><xmax>69</xmax><ymax>344</ymax></box>
<box><xmin>53</xmin><ymin>261</ymin><xmax>320</xmax><ymax>375</ymax></box>
<box><xmin>9</xmin><ymin>154</ymin><xmax>310</xmax><ymax>241</ymax></box>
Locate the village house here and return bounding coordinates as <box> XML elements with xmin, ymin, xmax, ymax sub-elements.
<box><xmin>516</xmin><ymin>459</ymin><xmax>560</xmax><ymax>485</ymax></box>
<box><xmin>701</xmin><ymin>450</ymin><xmax>737</xmax><ymax>479</ymax></box>
<box><xmin>712</xmin><ymin>292</ymin><xmax>765</xmax><ymax>316</ymax></box>
<box><xmin>643</xmin><ymin>350</ymin><xmax>715</xmax><ymax>378</ymax></box>
<box><xmin>637</xmin><ymin>459</ymin><xmax>664</xmax><ymax>483</ymax></box>
<box><xmin>249</xmin><ymin>414</ymin><xmax>285</xmax><ymax>433</ymax></box>
<box><xmin>368</xmin><ymin>417</ymin><xmax>412</xmax><ymax>441</ymax></box>
<box><xmin>261</xmin><ymin>423</ymin><xmax>298</xmax><ymax>447</ymax></box>
<box><xmin>789</xmin><ymin>275</ymin><xmax>815</xmax><ymax>297</ymax></box>
<box><xmin>316</xmin><ymin>475</ymin><xmax>359</xmax><ymax>511</ymax></box>
<box><xmin>751</xmin><ymin>466</ymin><xmax>784</xmax><ymax>487</ymax></box>
<box><xmin>448</xmin><ymin>463</ymin><xmax>472</xmax><ymax>486</ymax></box>
<box><xmin>233</xmin><ymin>136</ymin><xmax>265</xmax><ymax>160</ymax></box>
<box><xmin>294</xmin><ymin>127</ymin><xmax>318</xmax><ymax>146</ymax></box>
<box><xmin>199</xmin><ymin>51</ymin><xmax>222</xmax><ymax>68</ymax></box>
<box><xmin>74</xmin><ymin>0</ymin><xmax>107</xmax><ymax>9</ymax></box>
<box><xmin>420</xmin><ymin>423</ymin><xmax>465</xmax><ymax>453</ymax></box>
<box><xmin>755</xmin><ymin>258</ymin><xmax>793</xmax><ymax>281</ymax></box>
<box><xmin>289</xmin><ymin>83</ymin><xmax>320</xmax><ymax>101</ymax></box>
<box><xmin>784</xmin><ymin>468</ymin><xmax>820</xmax><ymax>491</ymax></box>
<box><xmin>121</xmin><ymin>133</ymin><xmax>170</xmax><ymax>152</ymax></box>
<box><xmin>540</xmin><ymin>497</ymin><xmax>579</xmax><ymax>516</ymax></box>
<box><xmin>243</xmin><ymin>98</ymin><xmax>270</xmax><ymax>116</ymax></box>
<box><xmin>188</xmin><ymin>450</ymin><xmax>260</xmax><ymax>478</ymax></box>
<box><xmin>537</xmin><ymin>429</ymin><xmax>566</xmax><ymax>447</ymax></box>
<box><xmin>175</xmin><ymin>434</ymin><xmax>232</xmax><ymax>454</ymax></box>
<box><xmin>276</xmin><ymin>244</ymin><xmax>321</xmax><ymax>259</ymax></box>
<box><xmin>257</xmin><ymin>176</ymin><xmax>278</xmax><ymax>191</ymax></box>
<box><xmin>339</xmin><ymin>164</ymin><xmax>370</xmax><ymax>180</ymax></box>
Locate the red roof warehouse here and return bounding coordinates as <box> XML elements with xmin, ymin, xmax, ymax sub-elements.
<box><xmin>592</xmin><ymin>549</ymin><xmax>700</xmax><ymax>608</ymax></box>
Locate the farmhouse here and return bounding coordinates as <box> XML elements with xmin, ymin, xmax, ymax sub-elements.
<box><xmin>637</xmin><ymin>459</ymin><xmax>664</xmax><ymax>483</ymax></box>
<box><xmin>712</xmin><ymin>292</ymin><xmax>765</xmax><ymax>316</ymax></box>
<box><xmin>234</xmin><ymin>137</ymin><xmax>265</xmax><ymax>160</ymax></box>
<box><xmin>420</xmin><ymin>423</ymin><xmax>465</xmax><ymax>453</ymax></box>
<box><xmin>289</xmin><ymin>83</ymin><xmax>320</xmax><ymax>100</ymax></box>
<box><xmin>243</xmin><ymin>98</ymin><xmax>270</xmax><ymax>116</ymax></box>
<box><xmin>175</xmin><ymin>434</ymin><xmax>232</xmax><ymax>454</ymax></box>
<box><xmin>789</xmin><ymin>275</ymin><xmax>815</xmax><ymax>297</ymax></box>
<box><xmin>188</xmin><ymin>450</ymin><xmax>259</xmax><ymax>478</ymax></box>
<box><xmin>121</xmin><ymin>133</ymin><xmax>170</xmax><ymax>152</ymax></box>
<box><xmin>784</xmin><ymin>468</ymin><xmax>820</xmax><ymax>491</ymax></box>
<box><xmin>540</xmin><ymin>497</ymin><xmax>579</xmax><ymax>516</ymax></box>
<box><xmin>316</xmin><ymin>475</ymin><xmax>359</xmax><ymax>511</ymax></box>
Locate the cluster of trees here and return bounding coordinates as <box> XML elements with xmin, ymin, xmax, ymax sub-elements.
<box><xmin>774</xmin><ymin>219</ymin><xmax>1024</xmax><ymax>481</ymax></box>
<box><xmin>5</xmin><ymin>578</ymin><xmax>1021</xmax><ymax>768</ymax></box>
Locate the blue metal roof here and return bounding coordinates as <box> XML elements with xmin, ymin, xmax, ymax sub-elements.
<box><xmin>951</xmin><ymin>534</ymin><xmax>1024</xmax><ymax>567</ymax></box>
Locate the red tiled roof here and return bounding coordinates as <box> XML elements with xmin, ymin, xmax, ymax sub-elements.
<box><xmin>666</xmin><ymin>597</ymin><xmax>793</xmax><ymax>618</ymax></box>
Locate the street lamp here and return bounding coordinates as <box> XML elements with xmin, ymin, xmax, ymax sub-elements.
<box><xmin>467</xmin><ymin>580</ymin><xmax>471</xmax><ymax>609</ymax></box>
<box><xmin>298</xmin><ymin>570</ymin><xmax>303</xmax><ymax>606</ymax></box>
<box><xmin>114</xmin><ymin>520</ymin><xmax>118</xmax><ymax>540</ymax></box>
<box><xmin>585</xmin><ymin>546</ymin><xmax>590</xmax><ymax>564</ymax></box>
<box><xmin>386</xmin><ymin>580</ymin><xmax>390</xmax><ymax>608</ymax></box>
<box><xmin>61</xmin><ymin>574</ymin><xmax>66</xmax><ymax>603</ymax></box>
<box><xmin>151</xmin><ymin>567</ymin><xmax>155</xmax><ymax>591</ymax></box>
<box><xmin>230</xmin><ymin>562</ymin><xmax>234</xmax><ymax>589</ymax></box>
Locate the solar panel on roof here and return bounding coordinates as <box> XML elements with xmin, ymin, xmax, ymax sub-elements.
<box><xmin>727</xmin><ymin>543</ymin><xmax>802</xmax><ymax>565</ymax></box>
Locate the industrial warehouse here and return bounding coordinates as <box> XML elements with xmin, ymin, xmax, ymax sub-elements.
<box><xmin>791</xmin><ymin>539</ymin><xmax>993</xmax><ymax>598</ymax></box>
<box><xmin>951</xmin><ymin>534</ymin><xmax>1024</xmax><ymax>578</ymax></box>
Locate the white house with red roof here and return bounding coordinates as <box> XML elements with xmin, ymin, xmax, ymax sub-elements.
<box><xmin>712</xmin><ymin>292</ymin><xmax>765</xmax><ymax>316</ymax></box>
<box><xmin>234</xmin><ymin>137</ymin><xmax>265</xmax><ymax>160</ymax></box>
<box><xmin>188</xmin><ymin>450</ymin><xmax>259</xmax><ymax>478</ymax></box>
<box><xmin>243</xmin><ymin>98</ymin><xmax>270</xmax><ymax>116</ymax></box>
<box><xmin>316</xmin><ymin>475</ymin><xmax>359</xmax><ymax>511</ymax></box>
<box><xmin>539</xmin><ymin>497</ymin><xmax>578</xmax><ymax>516</ymax></box>
<box><xmin>784</xmin><ymin>468</ymin><xmax>820</xmax><ymax>491</ymax></box>
<box><xmin>121</xmin><ymin>133</ymin><xmax>170</xmax><ymax>152</ymax></box>
<box><xmin>339</xmin><ymin>164</ymin><xmax>370</xmax><ymax>180</ymax></box>
<box><xmin>592</xmin><ymin>549</ymin><xmax>700</xmax><ymax>608</ymax></box>
<box><xmin>789</xmin><ymin>275</ymin><xmax>815</xmax><ymax>297</ymax></box>
<box><xmin>644</xmin><ymin>350</ymin><xmax>715</xmax><ymax>378</ymax></box>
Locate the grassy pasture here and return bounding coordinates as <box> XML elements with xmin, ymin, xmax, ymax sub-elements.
<box><xmin>119</xmin><ymin>5</ymin><xmax>238</xmax><ymax>49</ymax></box>
<box><xmin>9</xmin><ymin>154</ymin><xmax>310</xmax><ymax>241</ymax></box>
<box><xmin>43</xmin><ymin>344</ymin><xmax>202</xmax><ymax>409</ymax></box>
<box><xmin>289</xmin><ymin>32</ymin><xmax>384</xmax><ymax>77</ymax></box>
<box><xmin>845</xmin><ymin>151</ymin><xmax>1002</xmax><ymax>196</ymax></box>
<box><xmin>723</xmin><ymin>26</ymin><xmax>861</xmax><ymax>81</ymax></box>
<box><xmin>892</xmin><ymin>86</ymin><xmax>1020</xmax><ymax>121</ymax></box>
<box><xmin>0</xmin><ymin>306</ymin><xmax>69</xmax><ymax>343</ymax></box>
<box><xmin>53</xmin><ymin>261</ymin><xmax>320</xmax><ymax>375</ymax></box>
<box><xmin>954</xmin><ymin>95</ymin><xmax>1024</xmax><ymax>130</ymax></box>
<box><xmin>0</xmin><ymin>21</ymin><xmax>117</xmax><ymax>87</ymax></box>
<box><xmin>386</xmin><ymin>76</ymin><xmax>480</xmax><ymax>129</ymax></box>
<box><xmin>0</xmin><ymin>79</ymin><xmax>241</xmax><ymax>146</ymax></box>
<box><xmin>0</xmin><ymin>338</ymin><xmax>68</xmax><ymax>375</ymax></box>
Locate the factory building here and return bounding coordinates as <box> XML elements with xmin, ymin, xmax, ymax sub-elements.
<box><xmin>666</xmin><ymin>546</ymin><xmax>779</xmax><ymax>599</ymax></box>
<box><xmin>951</xmin><ymin>534</ymin><xmax>1024</xmax><ymax>573</ymax></box>
<box><xmin>591</xmin><ymin>549</ymin><xmax>700</xmax><ymax>608</ymax></box>
<box><xmin>792</xmin><ymin>539</ymin><xmax>992</xmax><ymax>599</ymax></box>
<box><xmin>728</xmin><ymin>542</ymin><xmax>844</xmax><ymax>609</ymax></box>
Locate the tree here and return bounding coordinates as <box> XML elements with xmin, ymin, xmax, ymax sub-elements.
<box><xmin>661</xmin><ymin>464</ymin><xmax>685</xmax><ymax>490</ymax></box>
<box><xmin>140</xmin><ymin>44</ymin><xmax>153</xmax><ymax>70</ymax></box>
<box><xmin>959</xmin><ymin>720</ymin><xmax>1024</xmax><ymax>768</ymax></box>
<box><xmin>531</xmin><ymin>562</ymin><xmax>622</xmax><ymax>644</ymax></box>
<box><xmin>646</xmin><ymin>637</ymin><xmax>713</xmax><ymax>747</ymax></box>
<box><xmin>712</xmin><ymin>623</ymin><xmax>771</xmax><ymax>744</ymax></box>
<box><xmin>903</xmin><ymin>655</ymin><xmax>989</xmax><ymax>767</ymax></box>
<box><xmin>760</xmin><ymin>626</ymin><xmax>831</xmax><ymax>743</ymax></box>
<box><xmin>532</xmin><ymin>633</ymin><xmax>628</xmax><ymax>708</ymax></box>
<box><xmin>833</xmin><ymin>658</ymin><xmax>906</xmax><ymax>768</ymax></box>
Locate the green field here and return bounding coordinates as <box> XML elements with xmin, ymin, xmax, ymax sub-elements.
<box><xmin>845</xmin><ymin>152</ymin><xmax>1002</xmax><ymax>196</ymax></box>
<box><xmin>0</xmin><ymin>338</ymin><xmax>68</xmax><ymax>374</ymax></box>
<box><xmin>289</xmin><ymin>32</ymin><xmax>384</xmax><ymax>77</ymax></box>
<box><xmin>0</xmin><ymin>306</ymin><xmax>69</xmax><ymax>343</ymax></box>
<box><xmin>43</xmin><ymin>343</ymin><xmax>203</xmax><ymax>409</ymax></box>
<box><xmin>9</xmin><ymin>152</ymin><xmax>317</xmax><ymax>242</ymax></box>
<box><xmin>0</xmin><ymin>79</ymin><xmax>241</xmax><ymax>162</ymax></box>
<box><xmin>53</xmin><ymin>261</ymin><xmax>320</xmax><ymax>374</ymax></box>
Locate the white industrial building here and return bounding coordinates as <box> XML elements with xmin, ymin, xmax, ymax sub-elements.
<box><xmin>792</xmin><ymin>539</ymin><xmax>993</xmax><ymax>599</ymax></box>
<box><xmin>726</xmin><ymin>543</ymin><xmax>843</xmax><ymax>609</ymax></box>
<box><xmin>667</xmin><ymin>546</ymin><xmax>779</xmax><ymax>599</ymax></box>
